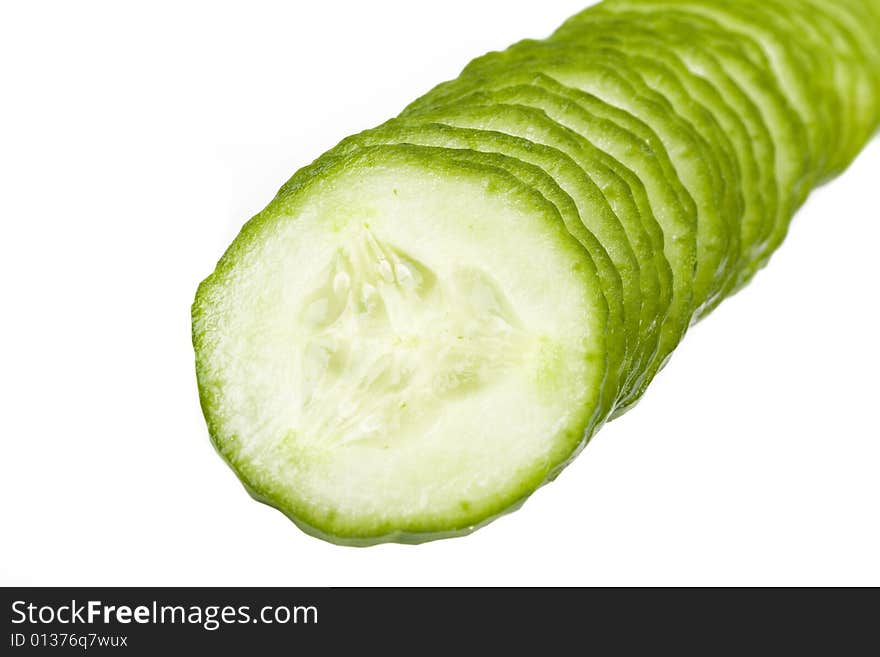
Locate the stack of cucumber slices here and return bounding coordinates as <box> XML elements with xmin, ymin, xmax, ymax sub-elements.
<box><xmin>192</xmin><ymin>0</ymin><xmax>880</xmax><ymax>545</ymax></box>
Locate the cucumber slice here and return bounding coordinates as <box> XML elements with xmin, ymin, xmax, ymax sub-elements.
<box><xmin>394</xmin><ymin>110</ymin><xmax>640</xmax><ymax>401</ymax></box>
<box><xmin>787</xmin><ymin>0</ymin><xmax>880</xmax><ymax>167</ymax></box>
<box><xmin>548</xmin><ymin>16</ymin><xmax>772</xmax><ymax>293</ymax></box>
<box><xmin>319</xmin><ymin>119</ymin><xmax>671</xmax><ymax>407</ymax></box>
<box><xmin>413</xmin><ymin>45</ymin><xmax>736</xmax><ymax>316</ymax></box>
<box><xmin>193</xmin><ymin>1</ymin><xmax>880</xmax><ymax>545</ymax></box>
<box><xmin>406</xmin><ymin>97</ymin><xmax>691</xmax><ymax>407</ymax></box>
<box><xmin>599</xmin><ymin>0</ymin><xmax>833</xmax><ymax>182</ymax></box>
<box><xmin>748</xmin><ymin>0</ymin><xmax>880</xmax><ymax>172</ymax></box>
<box><xmin>193</xmin><ymin>144</ymin><xmax>609</xmax><ymax>545</ymax></box>
<box><xmin>557</xmin><ymin>8</ymin><xmax>811</xmax><ymax>272</ymax></box>
<box><xmin>497</xmin><ymin>40</ymin><xmax>746</xmax><ymax>313</ymax></box>
<box><xmin>722</xmin><ymin>0</ymin><xmax>855</xmax><ymax>178</ymax></box>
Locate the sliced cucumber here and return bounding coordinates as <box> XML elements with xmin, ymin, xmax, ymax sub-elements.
<box><xmin>599</xmin><ymin>0</ymin><xmax>832</xmax><ymax>182</ymax></box>
<box><xmin>502</xmin><ymin>41</ymin><xmax>746</xmax><ymax>313</ymax></box>
<box><xmin>193</xmin><ymin>144</ymin><xmax>609</xmax><ymax>544</ymax></box>
<box><xmin>406</xmin><ymin>96</ymin><xmax>690</xmax><ymax>406</ymax></box>
<box><xmin>723</xmin><ymin>0</ymin><xmax>855</xmax><ymax>178</ymax></box>
<box><xmin>395</xmin><ymin>111</ymin><xmax>640</xmax><ymax>395</ymax></box>
<box><xmin>558</xmin><ymin>8</ymin><xmax>812</xmax><ymax>271</ymax></box>
<box><xmin>788</xmin><ymin>0</ymin><xmax>880</xmax><ymax>168</ymax></box>
<box><xmin>412</xmin><ymin>45</ymin><xmax>736</xmax><ymax>316</ymax></box>
<box><xmin>548</xmin><ymin>16</ymin><xmax>771</xmax><ymax>294</ymax></box>
<box><xmin>193</xmin><ymin>1</ymin><xmax>880</xmax><ymax>545</ymax></box>
<box><xmin>745</xmin><ymin>0</ymin><xmax>880</xmax><ymax>173</ymax></box>
<box><xmin>322</xmin><ymin>119</ymin><xmax>672</xmax><ymax>407</ymax></box>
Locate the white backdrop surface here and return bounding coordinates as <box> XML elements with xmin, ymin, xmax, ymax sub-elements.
<box><xmin>2</xmin><ymin>1</ymin><xmax>878</xmax><ymax>586</ymax></box>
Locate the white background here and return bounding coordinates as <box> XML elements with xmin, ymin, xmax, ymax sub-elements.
<box><xmin>2</xmin><ymin>0</ymin><xmax>878</xmax><ymax>586</ymax></box>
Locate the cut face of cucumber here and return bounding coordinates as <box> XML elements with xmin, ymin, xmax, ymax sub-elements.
<box><xmin>313</xmin><ymin>119</ymin><xmax>669</xmax><ymax>411</ymax></box>
<box><xmin>459</xmin><ymin>46</ymin><xmax>738</xmax><ymax>316</ymax></box>
<box><xmin>398</xmin><ymin>101</ymin><xmax>655</xmax><ymax>397</ymax></box>
<box><xmin>193</xmin><ymin>145</ymin><xmax>608</xmax><ymax>544</ymax></box>
<box><xmin>194</xmin><ymin>2</ymin><xmax>880</xmax><ymax>545</ymax></box>
<box><xmin>405</xmin><ymin>98</ymin><xmax>685</xmax><ymax>404</ymax></box>
<box><xmin>405</xmin><ymin>81</ymin><xmax>697</xmax><ymax>406</ymax></box>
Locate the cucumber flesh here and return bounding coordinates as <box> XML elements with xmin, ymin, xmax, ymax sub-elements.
<box><xmin>407</xmin><ymin>98</ymin><xmax>687</xmax><ymax>403</ymax></box>
<box><xmin>410</xmin><ymin>47</ymin><xmax>734</xmax><ymax>316</ymax></box>
<box><xmin>193</xmin><ymin>144</ymin><xmax>609</xmax><ymax>544</ymax></box>
<box><xmin>407</xmin><ymin>80</ymin><xmax>700</xmax><ymax>406</ymax></box>
<box><xmin>323</xmin><ymin>119</ymin><xmax>670</xmax><ymax>408</ymax></box>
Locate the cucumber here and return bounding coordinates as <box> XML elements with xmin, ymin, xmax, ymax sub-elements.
<box><xmin>406</xmin><ymin>97</ymin><xmax>690</xmax><ymax>406</ymax></box>
<box><xmin>406</xmin><ymin>74</ymin><xmax>711</xmax><ymax>405</ymax></box>
<box><xmin>193</xmin><ymin>144</ymin><xmax>609</xmax><ymax>544</ymax></box>
<box><xmin>317</xmin><ymin>119</ymin><xmax>670</xmax><ymax>407</ymax></box>
<box><xmin>492</xmin><ymin>41</ymin><xmax>745</xmax><ymax>315</ymax></box>
<box><xmin>778</xmin><ymin>0</ymin><xmax>880</xmax><ymax>170</ymax></box>
<box><xmin>598</xmin><ymin>0</ymin><xmax>834</xmax><ymax>181</ymax></box>
<box><xmin>712</xmin><ymin>0</ymin><xmax>856</xmax><ymax>178</ymax></box>
<box><xmin>556</xmin><ymin>8</ymin><xmax>812</xmax><ymax>271</ymax></box>
<box><xmin>410</xmin><ymin>46</ymin><xmax>737</xmax><ymax>317</ymax></box>
<box><xmin>395</xmin><ymin>108</ymin><xmax>640</xmax><ymax>399</ymax></box>
<box><xmin>193</xmin><ymin>1</ymin><xmax>880</xmax><ymax>545</ymax></box>
<box><xmin>546</xmin><ymin>16</ymin><xmax>773</xmax><ymax>293</ymax></box>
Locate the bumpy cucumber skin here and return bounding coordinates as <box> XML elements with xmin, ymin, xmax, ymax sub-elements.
<box><xmin>193</xmin><ymin>144</ymin><xmax>609</xmax><ymax>546</ymax></box>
